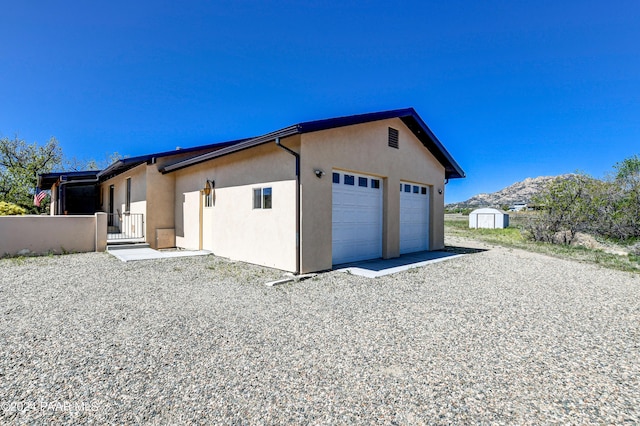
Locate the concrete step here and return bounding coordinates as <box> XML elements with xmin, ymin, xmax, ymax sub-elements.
<box><xmin>107</xmin><ymin>243</ymin><xmax>151</xmax><ymax>251</ymax></box>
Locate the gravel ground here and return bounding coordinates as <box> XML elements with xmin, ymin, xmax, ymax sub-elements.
<box><xmin>1</xmin><ymin>237</ymin><xmax>639</xmax><ymax>424</ymax></box>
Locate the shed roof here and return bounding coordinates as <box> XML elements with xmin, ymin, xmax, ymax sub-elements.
<box><xmin>160</xmin><ymin>108</ymin><xmax>465</xmax><ymax>179</ymax></box>
<box><xmin>470</xmin><ymin>208</ymin><xmax>509</xmax><ymax>215</ymax></box>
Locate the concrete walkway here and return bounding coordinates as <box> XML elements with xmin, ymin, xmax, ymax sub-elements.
<box><xmin>333</xmin><ymin>250</ymin><xmax>466</xmax><ymax>278</ymax></box>
<box><xmin>107</xmin><ymin>244</ymin><xmax>210</xmax><ymax>262</ymax></box>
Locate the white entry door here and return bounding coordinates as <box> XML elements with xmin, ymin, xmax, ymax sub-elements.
<box><xmin>400</xmin><ymin>182</ymin><xmax>429</xmax><ymax>254</ymax></box>
<box><xmin>332</xmin><ymin>171</ymin><xmax>383</xmax><ymax>265</ymax></box>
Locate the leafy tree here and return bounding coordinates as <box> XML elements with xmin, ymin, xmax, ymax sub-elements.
<box><xmin>614</xmin><ymin>155</ymin><xmax>640</xmax><ymax>189</ymax></box>
<box><xmin>0</xmin><ymin>136</ymin><xmax>63</xmax><ymax>213</ymax></box>
<box><xmin>610</xmin><ymin>155</ymin><xmax>640</xmax><ymax>239</ymax></box>
<box><xmin>526</xmin><ymin>174</ymin><xmax>598</xmax><ymax>243</ymax></box>
<box><xmin>526</xmin><ymin>156</ymin><xmax>640</xmax><ymax>243</ymax></box>
<box><xmin>64</xmin><ymin>151</ymin><xmax>124</xmax><ymax>171</ymax></box>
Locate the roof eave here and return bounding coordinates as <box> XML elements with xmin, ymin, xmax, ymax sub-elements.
<box><xmin>161</xmin><ymin>128</ymin><xmax>299</xmax><ymax>174</ymax></box>
<box><xmin>161</xmin><ymin>108</ymin><xmax>466</xmax><ymax>179</ymax></box>
<box><xmin>399</xmin><ymin>114</ymin><xmax>466</xmax><ymax>180</ymax></box>
<box><xmin>97</xmin><ymin>159</ymin><xmax>146</xmax><ymax>181</ymax></box>
<box><xmin>37</xmin><ymin>170</ymin><xmax>101</xmax><ymax>190</ymax></box>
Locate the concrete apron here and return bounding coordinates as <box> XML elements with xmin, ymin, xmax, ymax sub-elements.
<box><xmin>333</xmin><ymin>250</ymin><xmax>464</xmax><ymax>278</ymax></box>
<box><xmin>107</xmin><ymin>244</ymin><xmax>210</xmax><ymax>262</ymax></box>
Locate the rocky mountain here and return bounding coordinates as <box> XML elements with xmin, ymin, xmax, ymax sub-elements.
<box><xmin>447</xmin><ymin>175</ymin><xmax>573</xmax><ymax>210</ymax></box>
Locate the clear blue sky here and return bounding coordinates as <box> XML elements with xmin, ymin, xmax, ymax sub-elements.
<box><xmin>2</xmin><ymin>1</ymin><xmax>639</xmax><ymax>202</ymax></box>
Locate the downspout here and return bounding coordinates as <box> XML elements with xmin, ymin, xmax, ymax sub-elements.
<box><xmin>275</xmin><ymin>137</ymin><xmax>300</xmax><ymax>275</ymax></box>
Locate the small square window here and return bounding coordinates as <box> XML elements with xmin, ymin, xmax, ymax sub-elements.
<box><xmin>404</xmin><ymin>184</ymin><xmax>411</xmax><ymax>193</ymax></box>
<box><xmin>421</xmin><ymin>187</ymin><xmax>427</xmax><ymax>195</ymax></box>
<box><xmin>344</xmin><ymin>175</ymin><xmax>355</xmax><ymax>185</ymax></box>
<box><xmin>358</xmin><ymin>177</ymin><xmax>368</xmax><ymax>187</ymax></box>
<box><xmin>413</xmin><ymin>185</ymin><xmax>419</xmax><ymax>193</ymax></box>
<box><xmin>253</xmin><ymin>187</ymin><xmax>272</xmax><ymax>209</ymax></box>
<box><xmin>371</xmin><ymin>179</ymin><xmax>380</xmax><ymax>189</ymax></box>
<box><xmin>332</xmin><ymin>172</ymin><xmax>340</xmax><ymax>184</ymax></box>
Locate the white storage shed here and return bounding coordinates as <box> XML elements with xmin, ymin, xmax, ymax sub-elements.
<box><xmin>469</xmin><ymin>208</ymin><xmax>509</xmax><ymax>229</ymax></box>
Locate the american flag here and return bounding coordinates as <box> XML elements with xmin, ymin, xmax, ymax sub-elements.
<box><xmin>34</xmin><ymin>189</ymin><xmax>47</xmax><ymax>207</ymax></box>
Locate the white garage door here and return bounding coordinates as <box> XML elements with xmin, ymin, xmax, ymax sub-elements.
<box><xmin>332</xmin><ymin>171</ymin><xmax>383</xmax><ymax>265</ymax></box>
<box><xmin>400</xmin><ymin>182</ymin><xmax>429</xmax><ymax>254</ymax></box>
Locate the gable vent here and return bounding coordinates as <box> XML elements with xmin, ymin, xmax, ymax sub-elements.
<box><xmin>388</xmin><ymin>127</ymin><xmax>399</xmax><ymax>149</ymax></box>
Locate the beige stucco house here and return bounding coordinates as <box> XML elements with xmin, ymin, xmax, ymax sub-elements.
<box><xmin>40</xmin><ymin>141</ymin><xmax>245</xmax><ymax>247</ymax></box>
<box><xmin>40</xmin><ymin>108</ymin><xmax>464</xmax><ymax>273</ymax></box>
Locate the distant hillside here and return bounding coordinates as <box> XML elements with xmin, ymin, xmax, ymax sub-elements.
<box><xmin>447</xmin><ymin>175</ymin><xmax>573</xmax><ymax>210</ymax></box>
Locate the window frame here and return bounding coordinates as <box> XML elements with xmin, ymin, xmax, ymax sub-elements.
<box><xmin>253</xmin><ymin>187</ymin><xmax>273</xmax><ymax>209</ymax></box>
<box><xmin>125</xmin><ymin>177</ymin><xmax>131</xmax><ymax>212</ymax></box>
<box><xmin>262</xmin><ymin>187</ymin><xmax>272</xmax><ymax>209</ymax></box>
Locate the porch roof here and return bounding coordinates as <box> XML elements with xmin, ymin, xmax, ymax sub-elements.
<box><xmin>97</xmin><ymin>138</ymin><xmax>250</xmax><ymax>180</ymax></box>
<box><xmin>37</xmin><ymin>170</ymin><xmax>100</xmax><ymax>190</ymax></box>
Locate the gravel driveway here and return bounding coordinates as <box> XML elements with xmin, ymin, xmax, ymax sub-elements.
<box><xmin>1</xmin><ymin>237</ymin><xmax>639</xmax><ymax>424</ymax></box>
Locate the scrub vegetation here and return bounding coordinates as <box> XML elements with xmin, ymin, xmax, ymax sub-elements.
<box><xmin>446</xmin><ymin>155</ymin><xmax>640</xmax><ymax>272</ymax></box>
<box><xmin>525</xmin><ymin>156</ymin><xmax>640</xmax><ymax>244</ymax></box>
<box><xmin>445</xmin><ymin>216</ymin><xmax>640</xmax><ymax>273</ymax></box>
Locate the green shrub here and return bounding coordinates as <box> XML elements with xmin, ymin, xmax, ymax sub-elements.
<box><xmin>0</xmin><ymin>201</ymin><xmax>27</xmax><ymax>216</ymax></box>
<box><xmin>525</xmin><ymin>155</ymin><xmax>640</xmax><ymax>244</ymax></box>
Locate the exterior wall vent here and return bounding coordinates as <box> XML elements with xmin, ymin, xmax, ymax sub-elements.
<box><xmin>388</xmin><ymin>127</ymin><xmax>399</xmax><ymax>149</ymax></box>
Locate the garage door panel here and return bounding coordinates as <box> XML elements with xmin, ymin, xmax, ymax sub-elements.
<box><xmin>332</xmin><ymin>171</ymin><xmax>383</xmax><ymax>265</ymax></box>
<box><xmin>400</xmin><ymin>183</ymin><xmax>429</xmax><ymax>254</ymax></box>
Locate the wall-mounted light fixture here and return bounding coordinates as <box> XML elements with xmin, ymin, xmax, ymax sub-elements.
<box><xmin>438</xmin><ymin>188</ymin><xmax>443</xmax><ymax>194</ymax></box>
<box><xmin>314</xmin><ymin>169</ymin><xmax>325</xmax><ymax>178</ymax></box>
<box><xmin>204</xmin><ymin>179</ymin><xmax>215</xmax><ymax>195</ymax></box>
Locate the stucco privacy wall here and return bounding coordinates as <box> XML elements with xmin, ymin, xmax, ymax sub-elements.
<box><xmin>0</xmin><ymin>213</ymin><xmax>107</xmax><ymax>256</ymax></box>
<box><xmin>299</xmin><ymin>117</ymin><xmax>446</xmax><ymax>273</ymax></box>
<box><xmin>174</xmin><ymin>139</ymin><xmax>299</xmax><ymax>272</ymax></box>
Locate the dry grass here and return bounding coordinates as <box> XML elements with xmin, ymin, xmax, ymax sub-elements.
<box><xmin>445</xmin><ymin>217</ymin><xmax>640</xmax><ymax>273</ymax></box>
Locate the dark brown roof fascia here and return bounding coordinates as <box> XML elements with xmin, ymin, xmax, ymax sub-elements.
<box><xmin>160</xmin><ymin>125</ymin><xmax>300</xmax><ymax>174</ymax></box>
